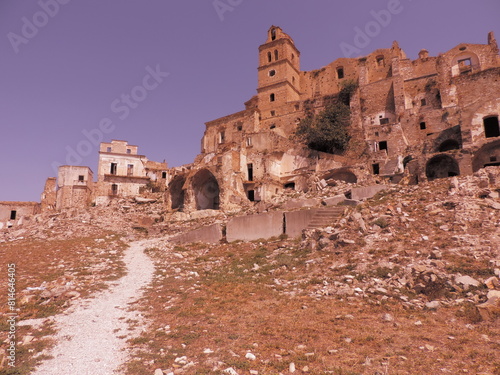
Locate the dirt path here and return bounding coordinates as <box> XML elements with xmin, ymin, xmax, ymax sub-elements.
<box><xmin>32</xmin><ymin>240</ymin><xmax>155</xmax><ymax>375</ymax></box>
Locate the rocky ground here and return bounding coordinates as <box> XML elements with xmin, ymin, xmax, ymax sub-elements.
<box><xmin>1</xmin><ymin>168</ymin><xmax>499</xmax><ymax>374</ymax></box>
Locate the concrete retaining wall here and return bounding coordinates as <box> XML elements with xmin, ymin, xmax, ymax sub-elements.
<box><xmin>226</xmin><ymin>211</ymin><xmax>284</xmax><ymax>242</ymax></box>
<box><xmin>284</xmin><ymin>209</ymin><xmax>318</xmax><ymax>238</ymax></box>
<box><xmin>170</xmin><ymin>223</ymin><xmax>223</xmax><ymax>244</ymax></box>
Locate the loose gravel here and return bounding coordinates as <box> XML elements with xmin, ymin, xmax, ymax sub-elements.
<box><xmin>32</xmin><ymin>240</ymin><xmax>155</xmax><ymax>375</ymax></box>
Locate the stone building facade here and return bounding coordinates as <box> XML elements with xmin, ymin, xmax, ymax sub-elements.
<box><xmin>94</xmin><ymin>140</ymin><xmax>168</xmax><ymax>205</ymax></box>
<box><xmin>4</xmin><ymin>26</ymin><xmax>500</xmax><ymax>218</ymax></box>
<box><xmin>0</xmin><ymin>201</ymin><xmax>40</xmax><ymax>229</ymax></box>
<box><xmin>166</xmin><ymin>26</ymin><xmax>500</xmax><ymax>211</ymax></box>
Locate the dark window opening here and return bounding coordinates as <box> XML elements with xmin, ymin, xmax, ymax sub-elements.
<box><xmin>292</xmin><ymin>53</ymin><xmax>295</xmax><ymax>60</ymax></box>
<box><xmin>376</xmin><ymin>55</ymin><xmax>385</xmax><ymax>66</ymax></box>
<box><xmin>269</xmin><ymin>70</ymin><xmax>276</xmax><ymax>77</ymax></box>
<box><xmin>267</xmin><ymin>52</ymin><xmax>272</xmax><ymax>63</ymax></box>
<box><xmin>218</xmin><ymin>131</ymin><xmax>225</xmax><ymax>144</ymax></box>
<box><xmin>127</xmin><ymin>164</ymin><xmax>134</xmax><ymax>176</ymax></box>
<box><xmin>375</xmin><ymin>132</ymin><xmax>379</xmax><ymax>137</ymax></box>
<box><xmin>284</xmin><ymin>182</ymin><xmax>295</xmax><ymax>190</ymax></box>
<box><xmin>10</xmin><ymin>210</ymin><xmax>17</xmax><ymax>220</ymax></box>
<box><xmin>270</xmin><ymin>124</ymin><xmax>276</xmax><ymax>129</ymax></box>
<box><xmin>111</xmin><ymin>184</ymin><xmax>118</xmax><ymax>195</ymax></box>
<box><xmin>247</xmin><ymin>163</ymin><xmax>253</xmax><ymax>181</ymax></box>
<box><xmin>126</xmin><ymin>149</ymin><xmax>131</xmax><ymax>154</ymax></box>
<box><xmin>490</xmin><ymin>156</ymin><xmax>497</xmax><ymax>162</ymax></box>
<box><xmin>420</xmin><ymin>122</ymin><xmax>427</xmax><ymax>130</ymax></box>
<box><xmin>438</xmin><ymin>139</ymin><xmax>460</xmax><ymax>152</ymax></box>
<box><xmin>379</xmin><ymin>141</ymin><xmax>388</xmax><ymax>151</ymax></box>
<box><xmin>162</xmin><ymin>172</ymin><xmax>167</xmax><ymax>179</ymax></box>
<box><xmin>294</xmin><ymin>104</ymin><xmax>300</xmax><ymax>111</ymax></box>
<box><xmin>274</xmin><ymin>49</ymin><xmax>279</xmax><ymax>61</ymax></box>
<box><xmin>78</xmin><ymin>175</ymin><xmax>84</xmax><ymax>182</ymax></box>
<box><xmin>421</xmin><ymin>98</ymin><xmax>427</xmax><ymax>106</ymax></box>
<box><xmin>380</xmin><ymin>118</ymin><xmax>389</xmax><ymax>125</ymax></box>
<box><xmin>110</xmin><ymin>163</ymin><xmax>117</xmax><ymax>175</ymax></box>
<box><xmin>271</xmin><ymin>28</ymin><xmax>276</xmax><ymax>41</ymax></box>
<box><xmin>106</xmin><ymin>147</ymin><xmax>111</xmax><ymax>152</ymax></box>
<box><xmin>270</xmin><ymin>110</ymin><xmax>276</xmax><ymax>116</ymax></box>
<box><xmin>292</xmin><ymin>76</ymin><xmax>295</xmax><ymax>84</ymax></box>
<box><xmin>247</xmin><ymin>190</ymin><xmax>255</xmax><ymax>202</ymax></box>
<box><xmin>372</xmin><ymin>164</ymin><xmax>380</xmax><ymax>175</ymax></box>
<box><xmin>237</xmin><ymin>125</ymin><xmax>242</xmax><ymax>131</ymax></box>
<box><xmin>337</xmin><ymin>67</ymin><xmax>344</xmax><ymax>79</ymax></box>
<box><xmin>484</xmin><ymin>116</ymin><xmax>500</xmax><ymax>138</ymax></box>
<box><xmin>270</xmin><ymin>93</ymin><xmax>275</xmax><ymax>102</ymax></box>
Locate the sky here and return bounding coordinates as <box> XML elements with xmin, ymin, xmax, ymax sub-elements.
<box><xmin>1</xmin><ymin>0</ymin><xmax>499</xmax><ymax>202</ymax></box>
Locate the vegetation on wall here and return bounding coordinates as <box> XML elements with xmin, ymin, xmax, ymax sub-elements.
<box><xmin>295</xmin><ymin>80</ymin><xmax>358</xmax><ymax>154</ymax></box>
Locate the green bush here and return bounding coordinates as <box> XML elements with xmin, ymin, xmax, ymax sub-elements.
<box><xmin>295</xmin><ymin>81</ymin><xmax>357</xmax><ymax>154</ymax></box>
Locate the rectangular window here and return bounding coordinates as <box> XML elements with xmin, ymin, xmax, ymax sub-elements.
<box><xmin>270</xmin><ymin>110</ymin><xmax>276</xmax><ymax>116</ymax></box>
<box><xmin>420</xmin><ymin>122</ymin><xmax>426</xmax><ymax>129</ymax></box>
<box><xmin>78</xmin><ymin>175</ymin><xmax>84</xmax><ymax>182</ymax></box>
<box><xmin>110</xmin><ymin>163</ymin><xmax>117</xmax><ymax>175</ymax></box>
<box><xmin>218</xmin><ymin>131</ymin><xmax>225</xmax><ymax>144</ymax></box>
<box><xmin>337</xmin><ymin>67</ymin><xmax>344</xmax><ymax>79</ymax></box>
<box><xmin>484</xmin><ymin>116</ymin><xmax>500</xmax><ymax>138</ymax></box>
<box><xmin>10</xmin><ymin>210</ymin><xmax>17</xmax><ymax>220</ymax></box>
<box><xmin>379</xmin><ymin>141</ymin><xmax>388</xmax><ymax>151</ymax></box>
<box><xmin>247</xmin><ymin>163</ymin><xmax>253</xmax><ymax>181</ymax></box>
<box><xmin>247</xmin><ymin>190</ymin><xmax>255</xmax><ymax>202</ymax></box>
<box><xmin>111</xmin><ymin>184</ymin><xmax>118</xmax><ymax>195</ymax></box>
<box><xmin>372</xmin><ymin>164</ymin><xmax>380</xmax><ymax>175</ymax></box>
<box><xmin>127</xmin><ymin>164</ymin><xmax>134</xmax><ymax>176</ymax></box>
<box><xmin>246</xmin><ymin>137</ymin><xmax>252</xmax><ymax>147</ymax></box>
<box><xmin>126</xmin><ymin>149</ymin><xmax>131</xmax><ymax>154</ymax></box>
<box><xmin>380</xmin><ymin>118</ymin><xmax>389</xmax><ymax>125</ymax></box>
<box><xmin>106</xmin><ymin>147</ymin><xmax>111</xmax><ymax>152</ymax></box>
<box><xmin>162</xmin><ymin>171</ymin><xmax>167</xmax><ymax>179</ymax></box>
<box><xmin>421</xmin><ymin>99</ymin><xmax>427</xmax><ymax>106</ymax></box>
<box><xmin>458</xmin><ymin>58</ymin><xmax>472</xmax><ymax>74</ymax></box>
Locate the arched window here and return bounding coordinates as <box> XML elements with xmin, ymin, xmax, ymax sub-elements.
<box><xmin>267</xmin><ymin>52</ymin><xmax>272</xmax><ymax>63</ymax></box>
<box><xmin>274</xmin><ymin>49</ymin><xmax>279</xmax><ymax>61</ymax></box>
<box><xmin>270</xmin><ymin>93</ymin><xmax>275</xmax><ymax>102</ymax></box>
<box><xmin>271</xmin><ymin>28</ymin><xmax>276</xmax><ymax>41</ymax></box>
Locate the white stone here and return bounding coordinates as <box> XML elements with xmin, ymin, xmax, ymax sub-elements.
<box><xmin>245</xmin><ymin>352</ymin><xmax>256</xmax><ymax>360</ymax></box>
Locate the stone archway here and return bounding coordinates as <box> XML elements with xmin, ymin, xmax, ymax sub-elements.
<box><xmin>192</xmin><ymin>169</ymin><xmax>220</xmax><ymax>210</ymax></box>
<box><xmin>426</xmin><ymin>155</ymin><xmax>460</xmax><ymax>181</ymax></box>
<box><xmin>472</xmin><ymin>140</ymin><xmax>500</xmax><ymax>172</ymax></box>
<box><xmin>168</xmin><ymin>175</ymin><xmax>186</xmax><ymax>211</ymax></box>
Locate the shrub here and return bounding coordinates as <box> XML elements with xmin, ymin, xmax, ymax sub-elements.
<box><xmin>295</xmin><ymin>81</ymin><xmax>357</xmax><ymax>154</ymax></box>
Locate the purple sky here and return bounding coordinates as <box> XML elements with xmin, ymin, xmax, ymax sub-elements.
<box><xmin>1</xmin><ymin>0</ymin><xmax>499</xmax><ymax>202</ymax></box>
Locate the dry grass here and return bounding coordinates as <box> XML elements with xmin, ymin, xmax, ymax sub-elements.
<box><xmin>125</xmin><ymin>238</ymin><xmax>500</xmax><ymax>375</ymax></box>
<box><xmin>0</xmin><ymin>231</ymin><xmax>127</xmax><ymax>375</ymax></box>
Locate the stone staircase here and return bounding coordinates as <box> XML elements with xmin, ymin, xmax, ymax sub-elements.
<box><xmin>306</xmin><ymin>207</ymin><xmax>345</xmax><ymax>229</ymax></box>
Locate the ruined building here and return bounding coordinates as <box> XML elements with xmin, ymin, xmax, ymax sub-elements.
<box><xmin>166</xmin><ymin>26</ymin><xmax>500</xmax><ymax>211</ymax></box>
<box><xmin>3</xmin><ymin>26</ymin><xmax>500</xmax><ymax>226</ymax></box>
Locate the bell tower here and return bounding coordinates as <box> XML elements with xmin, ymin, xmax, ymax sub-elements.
<box><xmin>257</xmin><ymin>26</ymin><xmax>301</xmax><ymax>117</ymax></box>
